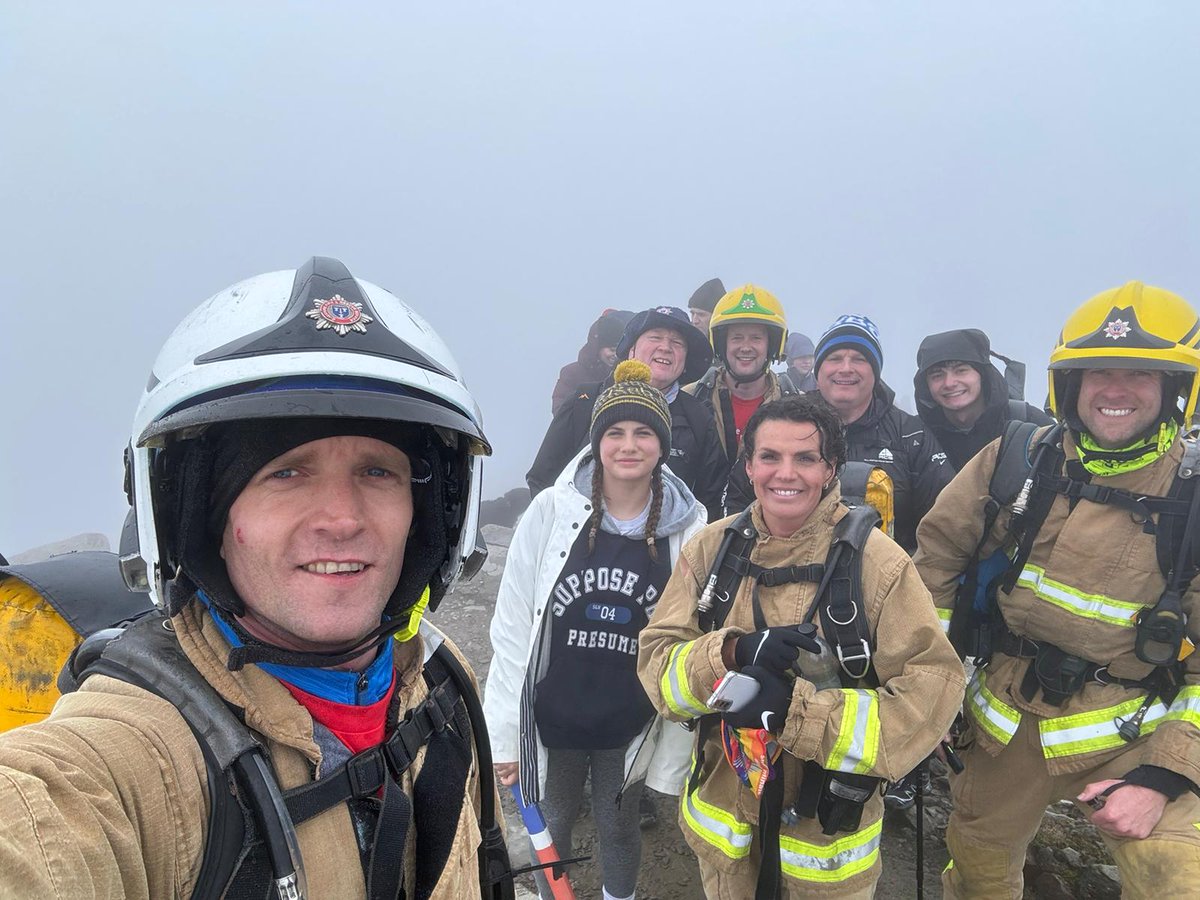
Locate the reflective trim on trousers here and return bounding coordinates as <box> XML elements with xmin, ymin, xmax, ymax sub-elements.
<box><xmin>966</xmin><ymin>669</ymin><xmax>1020</xmax><ymax>746</ymax></box>
<box><xmin>663</xmin><ymin>641</ymin><xmax>710</xmax><ymax>718</ymax></box>
<box><xmin>936</xmin><ymin>607</ymin><xmax>952</xmax><ymax>634</ymax></box>
<box><xmin>681</xmin><ymin>778</ymin><xmax>753</xmax><ymax>859</ymax></box>
<box><xmin>1016</xmin><ymin>564</ymin><xmax>1145</xmax><ymax>628</ymax></box>
<box><xmin>780</xmin><ymin>817</ymin><xmax>882</xmax><ymax>884</ymax></box>
<box><xmin>1164</xmin><ymin>685</ymin><xmax>1200</xmax><ymax>729</ymax></box>
<box><xmin>1039</xmin><ymin>694</ymin><xmax>1168</xmax><ymax>759</ymax></box>
<box><xmin>824</xmin><ymin>689</ymin><xmax>880</xmax><ymax>774</ymax></box>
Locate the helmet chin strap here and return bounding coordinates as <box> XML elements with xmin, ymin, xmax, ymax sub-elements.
<box><xmin>725</xmin><ymin>358</ymin><xmax>770</xmax><ymax>386</ymax></box>
<box><xmin>222</xmin><ymin>587</ymin><xmax>431</xmax><ymax>671</ymax></box>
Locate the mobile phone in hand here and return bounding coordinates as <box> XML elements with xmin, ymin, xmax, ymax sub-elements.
<box><xmin>708</xmin><ymin>671</ymin><xmax>761</xmax><ymax>713</ymax></box>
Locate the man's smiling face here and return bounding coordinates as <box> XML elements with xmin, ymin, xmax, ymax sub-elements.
<box><xmin>630</xmin><ymin>327</ymin><xmax>688</xmax><ymax>389</ymax></box>
<box><xmin>221</xmin><ymin>435</ymin><xmax>413</xmax><ymax>657</ymax></box>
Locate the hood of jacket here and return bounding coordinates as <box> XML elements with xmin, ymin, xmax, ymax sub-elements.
<box><xmin>569</xmin><ymin>452</ymin><xmax>701</xmax><ymax>538</ymax></box>
<box><xmin>913</xmin><ymin>329</ymin><xmax>1011</xmax><ymax>425</ymax></box>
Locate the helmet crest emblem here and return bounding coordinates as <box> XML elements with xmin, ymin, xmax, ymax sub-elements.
<box><xmin>1103</xmin><ymin>318</ymin><xmax>1131</xmax><ymax>341</ymax></box>
<box><xmin>305</xmin><ymin>295</ymin><xmax>374</xmax><ymax>336</ymax></box>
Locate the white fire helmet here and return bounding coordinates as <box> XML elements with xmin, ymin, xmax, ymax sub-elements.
<box><xmin>121</xmin><ymin>257</ymin><xmax>491</xmax><ymax>630</ymax></box>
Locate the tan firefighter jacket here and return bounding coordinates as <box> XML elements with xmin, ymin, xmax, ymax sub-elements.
<box><xmin>683</xmin><ymin>367</ymin><xmax>791</xmax><ymax>463</ymax></box>
<box><xmin>914</xmin><ymin>429</ymin><xmax>1200</xmax><ymax>785</ymax></box>
<box><xmin>638</xmin><ymin>489</ymin><xmax>964</xmax><ymax>890</ymax></box>
<box><xmin>0</xmin><ymin>601</ymin><xmax>484</xmax><ymax>899</ymax></box>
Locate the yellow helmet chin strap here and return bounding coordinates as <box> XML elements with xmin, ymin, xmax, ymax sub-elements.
<box><xmin>393</xmin><ymin>585</ymin><xmax>431</xmax><ymax>643</ymax></box>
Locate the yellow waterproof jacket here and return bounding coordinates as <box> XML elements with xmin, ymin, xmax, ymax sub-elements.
<box><xmin>0</xmin><ymin>601</ymin><xmax>484</xmax><ymax>899</ymax></box>
<box><xmin>914</xmin><ymin>429</ymin><xmax>1200</xmax><ymax>783</ymax></box>
<box><xmin>638</xmin><ymin>489</ymin><xmax>964</xmax><ymax>889</ymax></box>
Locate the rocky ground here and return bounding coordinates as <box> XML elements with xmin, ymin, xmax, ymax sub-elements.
<box><xmin>428</xmin><ymin>525</ymin><xmax>1123</xmax><ymax>899</ymax></box>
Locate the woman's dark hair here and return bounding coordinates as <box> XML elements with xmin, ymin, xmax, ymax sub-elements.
<box><xmin>742</xmin><ymin>393</ymin><xmax>847</xmax><ymax>471</ymax></box>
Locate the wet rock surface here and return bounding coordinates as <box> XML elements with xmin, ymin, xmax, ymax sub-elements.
<box><xmin>430</xmin><ymin>524</ymin><xmax>1121</xmax><ymax>899</ymax></box>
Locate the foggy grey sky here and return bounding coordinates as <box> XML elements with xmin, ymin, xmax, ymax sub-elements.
<box><xmin>2</xmin><ymin>2</ymin><xmax>1197</xmax><ymax>556</ymax></box>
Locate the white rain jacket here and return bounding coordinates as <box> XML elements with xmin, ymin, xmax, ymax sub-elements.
<box><xmin>483</xmin><ymin>447</ymin><xmax>706</xmax><ymax>800</ymax></box>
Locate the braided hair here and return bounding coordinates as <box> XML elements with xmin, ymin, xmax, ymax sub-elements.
<box><xmin>586</xmin><ymin>459</ymin><xmax>665</xmax><ymax>561</ymax></box>
<box><xmin>587</xmin><ymin>460</ymin><xmax>605</xmax><ymax>554</ymax></box>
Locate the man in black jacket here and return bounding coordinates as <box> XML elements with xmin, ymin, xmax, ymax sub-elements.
<box><xmin>814</xmin><ymin>315</ymin><xmax>954</xmax><ymax>553</ymax></box>
<box><xmin>526</xmin><ymin>306</ymin><xmax>728</xmax><ymax>521</ymax></box>
<box><xmin>913</xmin><ymin>328</ymin><xmax>1052</xmax><ymax>470</ymax></box>
<box><xmin>726</xmin><ymin>315</ymin><xmax>954</xmax><ymax>552</ymax></box>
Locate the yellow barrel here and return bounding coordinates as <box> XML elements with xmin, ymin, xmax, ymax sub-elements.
<box><xmin>0</xmin><ymin>576</ymin><xmax>82</xmax><ymax>732</ymax></box>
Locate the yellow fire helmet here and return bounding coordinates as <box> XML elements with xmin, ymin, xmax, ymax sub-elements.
<box><xmin>708</xmin><ymin>284</ymin><xmax>789</xmax><ymax>366</ymax></box>
<box><xmin>1048</xmin><ymin>281</ymin><xmax>1200</xmax><ymax>424</ymax></box>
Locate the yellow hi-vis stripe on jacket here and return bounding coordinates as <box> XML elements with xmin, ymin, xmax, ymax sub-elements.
<box><xmin>966</xmin><ymin>669</ymin><xmax>1021</xmax><ymax>746</ymax></box>
<box><xmin>682</xmin><ymin>780</ymin><xmax>881</xmax><ymax>884</ymax></box>
<box><xmin>936</xmin><ymin>607</ymin><xmax>952</xmax><ymax>634</ymax></box>
<box><xmin>1039</xmin><ymin>685</ymin><xmax>1200</xmax><ymax>759</ymax></box>
<box><xmin>780</xmin><ymin>818</ymin><xmax>882</xmax><ymax>884</ymax></box>
<box><xmin>662</xmin><ymin>641</ymin><xmax>710</xmax><ymax>718</ymax></box>
<box><xmin>682</xmin><ymin>779</ymin><xmax>752</xmax><ymax>859</ymax></box>
<box><xmin>1016</xmin><ymin>564</ymin><xmax>1145</xmax><ymax>628</ymax></box>
<box><xmin>824</xmin><ymin>690</ymin><xmax>880</xmax><ymax>773</ymax></box>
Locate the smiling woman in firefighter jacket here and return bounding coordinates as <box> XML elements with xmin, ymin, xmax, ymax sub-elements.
<box><xmin>914</xmin><ymin>282</ymin><xmax>1200</xmax><ymax>898</ymax></box>
<box><xmin>638</xmin><ymin>395</ymin><xmax>964</xmax><ymax>897</ymax></box>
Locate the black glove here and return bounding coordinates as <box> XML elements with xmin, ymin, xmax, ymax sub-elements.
<box><xmin>734</xmin><ymin>625</ymin><xmax>820</xmax><ymax>675</ymax></box>
<box><xmin>721</xmin><ymin>665</ymin><xmax>793</xmax><ymax>733</ymax></box>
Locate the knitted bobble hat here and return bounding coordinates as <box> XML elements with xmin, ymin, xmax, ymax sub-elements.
<box><xmin>815</xmin><ymin>314</ymin><xmax>884</xmax><ymax>377</ymax></box>
<box><xmin>590</xmin><ymin>360</ymin><xmax>673</xmax><ymax>460</ymax></box>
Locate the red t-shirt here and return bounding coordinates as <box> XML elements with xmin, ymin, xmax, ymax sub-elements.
<box><xmin>730</xmin><ymin>393</ymin><xmax>764</xmax><ymax>452</ymax></box>
<box><xmin>284</xmin><ymin>671</ymin><xmax>396</xmax><ymax>754</ymax></box>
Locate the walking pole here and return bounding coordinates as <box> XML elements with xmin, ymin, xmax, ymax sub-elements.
<box><xmin>915</xmin><ymin>760</ymin><xmax>925</xmax><ymax>900</ymax></box>
<box><xmin>509</xmin><ymin>784</ymin><xmax>578</xmax><ymax>900</ymax></box>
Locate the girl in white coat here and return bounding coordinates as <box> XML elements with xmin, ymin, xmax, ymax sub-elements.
<box><xmin>484</xmin><ymin>361</ymin><xmax>705</xmax><ymax>900</ymax></box>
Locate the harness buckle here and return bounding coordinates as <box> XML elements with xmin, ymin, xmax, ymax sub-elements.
<box><xmin>836</xmin><ymin>640</ymin><xmax>872</xmax><ymax>680</ymax></box>
<box><xmin>346</xmin><ymin>750</ymin><xmax>387</xmax><ymax>798</ymax></box>
<box><xmin>383</xmin><ymin>721</ymin><xmax>424</xmax><ymax>777</ymax></box>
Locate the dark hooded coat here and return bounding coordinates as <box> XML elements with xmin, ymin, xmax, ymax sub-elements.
<box><xmin>551</xmin><ymin>315</ymin><xmax>627</xmax><ymax>414</ymax></box>
<box><xmin>913</xmin><ymin>329</ymin><xmax>1051</xmax><ymax>471</ymax></box>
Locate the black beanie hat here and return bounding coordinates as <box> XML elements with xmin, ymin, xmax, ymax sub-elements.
<box><xmin>688</xmin><ymin>278</ymin><xmax>727</xmax><ymax>314</ymax></box>
<box><xmin>590</xmin><ymin>360</ymin><xmax>672</xmax><ymax>460</ymax></box>
<box><xmin>206</xmin><ymin>418</ymin><xmax>427</xmax><ymax>537</ymax></box>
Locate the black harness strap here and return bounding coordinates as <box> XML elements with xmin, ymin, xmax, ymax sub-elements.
<box><xmin>281</xmin><ymin>680</ymin><xmax>461</xmax><ymax>826</ymax></box>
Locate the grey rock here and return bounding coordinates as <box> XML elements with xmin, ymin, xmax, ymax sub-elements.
<box><xmin>1033</xmin><ymin>871</ymin><xmax>1074</xmax><ymax>900</ymax></box>
<box><xmin>1059</xmin><ymin>847</ymin><xmax>1082</xmax><ymax>868</ymax></box>
<box><xmin>1077</xmin><ymin>863</ymin><xmax>1121</xmax><ymax>899</ymax></box>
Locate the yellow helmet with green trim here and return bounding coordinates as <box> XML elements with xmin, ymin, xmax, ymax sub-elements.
<box><xmin>708</xmin><ymin>284</ymin><xmax>788</xmax><ymax>363</ymax></box>
<box><xmin>1048</xmin><ymin>281</ymin><xmax>1200</xmax><ymax>423</ymax></box>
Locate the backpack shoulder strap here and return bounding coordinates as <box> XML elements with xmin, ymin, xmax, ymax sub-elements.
<box><xmin>1155</xmin><ymin>430</ymin><xmax>1200</xmax><ymax>586</ymax></box>
<box><xmin>989</xmin><ymin>419</ymin><xmax>1040</xmax><ymax>506</ymax></box>
<box><xmin>63</xmin><ymin>614</ymin><xmax>258</xmax><ymax>900</ymax></box>
<box><xmin>697</xmin><ymin>507</ymin><xmax>758</xmax><ymax>633</ymax></box>
<box><xmin>814</xmin><ymin>506</ymin><xmax>879</xmax><ymax>685</ymax></box>
<box><xmin>838</xmin><ymin>461</ymin><xmax>872</xmax><ymax>507</ymax></box>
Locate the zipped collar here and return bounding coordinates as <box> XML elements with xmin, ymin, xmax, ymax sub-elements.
<box><xmin>197</xmin><ymin>591</ymin><xmax>394</xmax><ymax>706</ymax></box>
